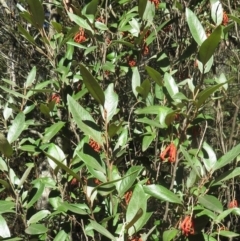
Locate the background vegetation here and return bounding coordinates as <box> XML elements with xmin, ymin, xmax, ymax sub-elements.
<box><xmin>0</xmin><ymin>0</ymin><xmax>240</xmax><ymax>240</ymax></box>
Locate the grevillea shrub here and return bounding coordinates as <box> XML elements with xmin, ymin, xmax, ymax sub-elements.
<box><xmin>0</xmin><ymin>0</ymin><xmax>240</xmax><ymax>240</ymax></box>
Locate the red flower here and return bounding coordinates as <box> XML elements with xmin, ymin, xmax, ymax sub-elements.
<box><xmin>125</xmin><ymin>191</ymin><xmax>133</xmax><ymax>205</ymax></box>
<box><xmin>50</xmin><ymin>93</ymin><xmax>61</xmax><ymax>104</ymax></box>
<box><xmin>160</xmin><ymin>143</ymin><xmax>177</xmax><ymax>163</ymax></box>
<box><xmin>222</xmin><ymin>11</ymin><xmax>229</xmax><ymax>26</ymax></box>
<box><xmin>70</xmin><ymin>178</ymin><xmax>78</xmax><ymax>187</ymax></box>
<box><xmin>89</xmin><ymin>139</ymin><xmax>101</xmax><ymax>152</ymax></box>
<box><xmin>74</xmin><ymin>28</ymin><xmax>87</xmax><ymax>43</ymax></box>
<box><xmin>180</xmin><ymin>216</ymin><xmax>195</xmax><ymax>236</ymax></box>
<box><xmin>228</xmin><ymin>200</ymin><xmax>238</xmax><ymax>208</ymax></box>
<box><xmin>149</xmin><ymin>0</ymin><xmax>160</xmax><ymax>8</ymax></box>
<box><xmin>94</xmin><ymin>179</ymin><xmax>102</xmax><ymax>185</ymax></box>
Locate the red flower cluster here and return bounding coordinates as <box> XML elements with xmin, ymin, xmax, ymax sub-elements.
<box><xmin>160</xmin><ymin>143</ymin><xmax>177</xmax><ymax>163</ymax></box>
<box><xmin>149</xmin><ymin>0</ymin><xmax>160</xmax><ymax>8</ymax></box>
<box><xmin>228</xmin><ymin>200</ymin><xmax>238</xmax><ymax>208</ymax></box>
<box><xmin>222</xmin><ymin>11</ymin><xmax>229</xmax><ymax>26</ymax></box>
<box><xmin>50</xmin><ymin>93</ymin><xmax>61</xmax><ymax>104</ymax></box>
<box><xmin>125</xmin><ymin>191</ymin><xmax>133</xmax><ymax>204</ymax></box>
<box><xmin>70</xmin><ymin>177</ymin><xmax>78</xmax><ymax>187</ymax></box>
<box><xmin>127</xmin><ymin>55</ymin><xmax>136</xmax><ymax>67</ymax></box>
<box><xmin>180</xmin><ymin>216</ymin><xmax>195</xmax><ymax>236</ymax></box>
<box><xmin>74</xmin><ymin>28</ymin><xmax>87</xmax><ymax>43</ymax></box>
<box><xmin>89</xmin><ymin>139</ymin><xmax>101</xmax><ymax>152</ymax></box>
<box><xmin>128</xmin><ymin>237</ymin><xmax>142</xmax><ymax>241</ymax></box>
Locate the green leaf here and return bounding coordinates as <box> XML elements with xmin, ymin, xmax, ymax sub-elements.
<box><xmin>213</xmin><ymin>142</ymin><xmax>240</xmax><ymax>171</ymax></box>
<box><xmin>198</xmin><ymin>195</ymin><xmax>223</xmax><ymax>213</ymax></box>
<box><xmin>202</xmin><ymin>142</ymin><xmax>217</xmax><ymax>172</ymax></box>
<box><xmin>47</xmin><ymin>143</ymin><xmax>66</xmax><ymax>170</ymax></box>
<box><xmin>43</xmin><ymin>151</ymin><xmax>82</xmax><ymax>183</ymax></box>
<box><xmin>210</xmin><ymin>0</ymin><xmax>223</xmax><ymax>26</ymax></box>
<box><xmin>186</xmin><ymin>8</ymin><xmax>206</xmax><ymax>45</ymax></box>
<box><xmin>213</xmin><ymin>167</ymin><xmax>240</xmax><ymax>185</ymax></box>
<box><xmin>132</xmin><ymin>67</ymin><xmax>141</xmax><ymax>98</ymax></box>
<box><xmin>68</xmin><ymin>12</ymin><xmax>94</xmax><ymax>34</ymax></box>
<box><xmin>89</xmin><ymin>220</ymin><xmax>116</xmax><ymax>240</ymax></box>
<box><xmin>229</xmin><ymin>15</ymin><xmax>240</xmax><ymax>25</ymax></box>
<box><xmin>42</xmin><ymin>121</ymin><xmax>65</xmax><ymax>143</ymax></box>
<box><xmin>163</xmin><ymin>229</ymin><xmax>179</xmax><ymax>241</ymax></box>
<box><xmin>180</xmin><ymin>146</ymin><xmax>202</xmax><ymax>177</ymax></box>
<box><xmin>7</xmin><ymin>112</ymin><xmax>25</xmax><ymax>144</ymax></box>
<box><xmin>0</xmin><ymin>133</ymin><xmax>13</xmax><ymax>157</ymax></box>
<box><xmin>0</xmin><ymin>200</ymin><xmax>15</xmax><ymax>214</ymax></box>
<box><xmin>108</xmin><ymin>122</ymin><xmax>123</xmax><ymax>138</ymax></box>
<box><xmin>26</xmin><ymin>0</ymin><xmax>44</xmax><ymax>28</ymax></box>
<box><xmin>145</xmin><ymin>66</ymin><xmax>163</xmax><ymax>86</ymax></box>
<box><xmin>60</xmin><ymin>203</ymin><xmax>89</xmax><ymax>215</ymax></box>
<box><xmin>215</xmin><ymin>209</ymin><xmax>234</xmax><ymax>223</ymax></box>
<box><xmin>76</xmin><ymin>151</ymin><xmax>106</xmax><ymax>175</ymax></box>
<box><xmin>101</xmin><ymin>83</ymin><xmax>118</xmax><ymax>124</ymax></box>
<box><xmin>196</xmin><ymin>82</ymin><xmax>227</xmax><ymax>108</ymax></box>
<box><xmin>26</xmin><ymin>182</ymin><xmax>45</xmax><ymax>209</ymax></box>
<box><xmin>18</xmin><ymin>24</ymin><xmax>36</xmax><ymax>45</ymax></box>
<box><xmin>126</xmin><ymin>184</ymin><xmax>150</xmax><ymax>236</ymax></box>
<box><xmin>138</xmin><ymin>0</ymin><xmax>148</xmax><ymax>19</ymax></box>
<box><xmin>27</xmin><ymin>210</ymin><xmax>51</xmax><ymax>225</ymax></box>
<box><xmin>17</xmin><ymin>164</ymin><xmax>34</xmax><ymax>189</ymax></box>
<box><xmin>95</xmin><ymin>22</ymin><xmax>108</xmax><ymax>30</ymax></box>
<box><xmin>86</xmin><ymin>0</ymin><xmax>98</xmax><ymax>15</ymax></box>
<box><xmin>25</xmin><ymin>224</ymin><xmax>48</xmax><ymax>235</ymax></box>
<box><xmin>0</xmin><ymin>86</ymin><xmax>28</xmax><ymax>100</ymax></box>
<box><xmin>198</xmin><ymin>25</ymin><xmax>222</xmax><ymax>65</ymax></box>
<box><xmin>67</xmin><ymin>95</ymin><xmax>103</xmax><ymax>145</ymax></box>
<box><xmin>217</xmin><ymin>231</ymin><xmax>239</xmax><ymax>238</ymax></box>
<box><xmin>0</xmin><ymin>215</ymin><xmax>10</xmax><ymax>238</ymax></box>
<box><xmin>135</xmin><ymin>105</ymin><xmax>162</xmax><ymax>115</ymax></box>
<box><xmin>142</xmin><ymin>134</ymin><xmax>155</xmax><ymax>152</ymax></box>
<box><xmin>143</xmin><ymin>184</ymin><xmax>182</xmax><ymax>204</ymax></box>
<box><xmin>136</xmin><ymin>79</ymin><xmax>151</xmax><ymax>99</ymax></box>
<box><xmin>80</xmin><ymin>64</ymin><xmax>105</xmax><ymax>106</ymax></box>
<box><xmin>53</xmin><ymin>230</ymin><xmax>68</xmax><ymax>241</ymax></box>
<box><xmin>164</xmin><ymin>73</ymin><xmax>179</xmax><ymax>100</ymax></box>
<box><xmin>118</xmin><ymin>166</ymin><xmax>143</xmax><ymax>197</ymax></box>
<box><xmin>25</xmin><ymin>66</ymin><xmax>36</xmax><ymax>88</ymax></box>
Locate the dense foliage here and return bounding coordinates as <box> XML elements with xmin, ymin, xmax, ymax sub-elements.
<box><xmin>0</xmin><ymin>0</ymin><xmax>240</xmax><ymax>240</ymax></box>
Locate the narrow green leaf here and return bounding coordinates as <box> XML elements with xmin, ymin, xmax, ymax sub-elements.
<box><xmin>0</xmin><ymin>201</ymin><xmax>15</xmax><ymax>214</ymax></box>
<box><xmin>53</xmin><ymin>230</ymin><xmax>68</xmax><ymax>241</ymax></box>
<box><xmin>138</xmin><ymin>0</ymin><xmax>148</xmax><ymax>18</ymax></box>
<box><xmin>89</xmin><ymin>220</ymin><xmax>116</xmax><ymax>240</ymax></box>
<box><xmin>18</xmin><ymin>24</ymin><xmax>36</xmax><ymax>45</ymax></box>
<box><xmin>163</xmin><ymin>229</ymin><xmax>179</xmax><ymax>241</ymax></box>
<box><xmin>27</xmin><ymin>210</ymin><xmax>51</xmax><ymax>225</ymax></box>
<box><xmin>143</xmin><ymin>184</ymin><xmax>182</xmax><ymax>204</ymax></box>
<box><xmin>164</xmin><ymin>73</ymin><xmax>179</xmax><ymax>101</ymax></box>
<box><xmin>136</xmin><ymin>79</ymin><xmax>151</xmax><ymax>99</ymax></box>
<box><xmin>67</xmin><ymin>95</ymin><xmax>103</xmax><ymax>145</ymax></box>
<box><xmin>213</xmin><ymin>142</ymin><xmax>240</xmax><ymax>171</ymax></box>
<box><xmin>213</xmin><ymin>167</ymin><xmax>240</xmax><ymax>185</ymax></box>
<box><xmin>25</xmin><ymin>224</ymin><xmax>48</xmax><ymax>235</ymax></box>
<box><xmin>202</xmin><ymin>142</ymin><xmax>217</xmax><ymax>172</ymax></box>
<box><xmin>86</xmin><ymin>0</ymin><xmax>98</xmax><ymax>15</ymax></box>
<box><xmin>132</xmin><ymin>67</ymin><xmax>141</xmax><ymax>98</ymax></box>
<box><xmin>42</xmin><ymin>121</ymin><xmax>65</xmax><ymax>143</ymax></box>
<box><xmin>25</xmin><ymin>66</ymin><xmax>36</xmax><ymax>88</ymax></box>
<box><xmin>196</xmin><ymin>82</ymin><xmax>227</xmax><ymax>108</ymax></box>
<box><xmin>198</xmin><ymin>25</ymin><xmax>222</xmax><ymax>65</ymax></box>
<box><xmin>47</xmin><ymin>143</ymin><xmax>66</xmax><ymax>170</ymax></box>
<box><xmin>142</xmin><ymin>135</ymin><xmax>155</xmax><ymax>152</ymax></box>
<box><xmin>186</xmin><ymin>8</ymin><xmax>206</xmax><ymax>45</ymax></box>
<box><xmin>68</xmin><ymin>12</ymin><xmax>94</xmax><ymax>34</ymax></box>
<box><xmin>118</xmin><ymin>166</ymin><xmax>143</xmax><ymax>197</ymax></box>
<box><xmin>145</xmin><ymin>66</ymin><xmax>163</xmax><ymax>86</ymax></box>
<box><xmin>101</xmin><ymin>83</ymin><xmax>118</xmax><ymax>124</ymax></box>
<box><xmin>17</xmin><ymin>164</ymin><xmax>34</xmax><ymax>189</ymax></box>
<box><xmin>0</xmin><ymin>133</ymin><xmax>13</xmax><ymax>157</ymax></box>
<box><xmin>7</xmin><ymin>112</ymin><xmax>25</xmax><ymax>144</ymax></box>
<box><xmin>210</xmin><ymin>0</ymin><xmax>223</xmax><ymax>26</ymax></box>
<box><xmin>0</xmin><ymin>215</ymin><xmax>10</xmax><ymax>238</ymax></box>
<box><xmin>229</xmin><ymin>15</ymin><xmax>240</xmax><ymax>25</ymax></box>
<box><xmin>218</xmin><ymin>231</ymin><xmax>239</xmax><ymax>238</ymax></box>
<box><xmin>80</xmin><ymin>64</ymin><xmax>105</xmax><ymax>106</ymax></box>
<box><xmin>43</xmin><ymin>151</ymin><xmax>82</xmax><ymax>182</ymax></box>
<box><xmin>198</xmin><ymin>195</ymin><xmax>223</xmax><ymax>213</ymax></box>
<box><xmin>26</xmin><ymin>182</ymin><xmax>45</xmax><ymax>209</ymax></box>
<box><xmin>26</xmin><ymin>0</ymin><xmax>44</xmax><ymax>28</ymax></box>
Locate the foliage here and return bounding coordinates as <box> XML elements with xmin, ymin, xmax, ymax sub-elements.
<box><xmin>0</xmin><ymin>0</ymin><xmax>240</xmax><ymax>240</ymax></box>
